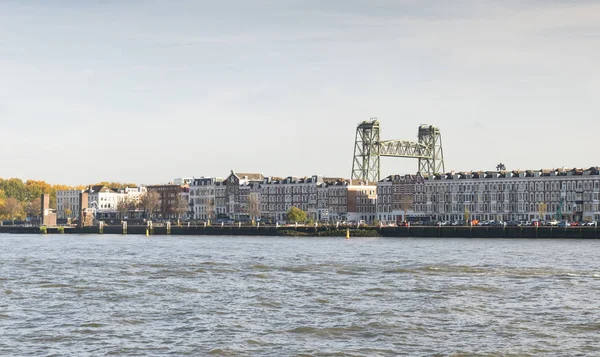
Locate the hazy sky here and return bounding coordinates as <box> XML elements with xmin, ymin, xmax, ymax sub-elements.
<box><xmin>1</xmin><ymin>0</ymin><xmax>599</xmax><ymax>185</ymax></box>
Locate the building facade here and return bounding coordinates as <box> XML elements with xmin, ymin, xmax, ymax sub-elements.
<box><xmin>57</xmin><ymin>186</ymin><xmax>147</xmax><ymax>220</ymax></box>
<box><xmin>215</xmin><ymin>171</ymin><xmax>264</xmax><ymax>221</ymax></box>
<box><xmin>146</xmin><ymin>184</ymin><xmax>189</xmax><ymax>219</ymax></box>
<box><xmin>409</xmin><ymin>168</ymin><xmax>600</xmax><ymax>222</ymax></box>
<box><xmin>189</xmin><ymin>177</ymin><xmax>221</xmax><ymax>221</ymax></box>
<box><xmin>377</xmin><ymin>174</ymin><xmax>422</xmax><ymax>224</ymax></box>
<box><xmin>260</xmin><ymin>175</ymin><xmax>322</xmax><ymax>223</ymax></box>
<box><xmin>56</xmin><ymin>190</ymin><xmax>83</xmax><ymax>219</ymax></box>
<box><xmin>346</xmin><ymin>180</ymin><xmax>378</xmax><ymax>223</ymax></box>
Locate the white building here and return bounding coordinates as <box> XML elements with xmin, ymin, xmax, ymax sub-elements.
<box><xmin>87</xmin><ymin>185</ymin><xmax>122</xmax><ymax>219</ymax></box>
<box><xmin>190</xmin><ymin>177</ymin><xmax>221</xmax><ymax>221</ymax></box>
<box><xmin>173</xmin><ymin>178</ymin><xmax>194</xmax><ymax>185</ymax></box>
<box><xmin>57</xmin><ymin>185</ymin><xmax>147</xmax><ymax>220</ymax></box>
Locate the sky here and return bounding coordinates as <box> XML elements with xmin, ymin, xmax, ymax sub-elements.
<box><xmin>1</xmin><ymin>0</ymin><xmax>599</xmax><ymax>186</ymax></box>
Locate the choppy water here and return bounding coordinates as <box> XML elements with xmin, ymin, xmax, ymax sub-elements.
<box><xmin>1</xmin><ymin>234</ymin><xmax>599</xmax><ymax>356</ymax></box>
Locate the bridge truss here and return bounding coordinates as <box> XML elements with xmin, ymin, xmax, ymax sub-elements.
<box><xmin>351</xmin><ymin>119</ymin><xmax>445</xmax><ymax>182</ymax></box>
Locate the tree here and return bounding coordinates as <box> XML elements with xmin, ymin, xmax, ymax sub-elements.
<box><xmin>64</xmin><ymin>199</ymin><xmax>73</xmax><ymax>219</ymax></box>
<box><xmin>26</xmin><ymin>197</ymin><xmax>41</xmax><ymax>218</ymax></box>
<box><xmin>0</xmin><ymin>178</ymin><xmax>27</xmax><ymax>201</ymax></box>
<box><xmin>205</xmin><ymin>198</ymin><xmax>215</xmax><ymax>222</ymax></box>
<box><xmin>127</xmin><ymin>200</ymin><xmax>139</xmax><ymax>218</ymax></box>
<box><xmin>400</xmin><ymin>194</ymin><xmax>414</xmax><ymax>222</ymax></box>
<box><xmin>117</xmin><ymin>199</ymin><xmax>130</xmax><ymax>219</ymax></box>
<box><xmin>286</xmin><ymin>206</ymin><xmax>307</xmax><ymax>223</ymax></box>
<box><xmin>248</xmin><ymin>193</ymin><xmax>261</xmax><ymax>221</ymax></box>
<box><xmin>173</xmin><ymin>194</ymin><xmax>190</xmax><ymax>225</ymax></box>
<box><xmin>139</xmin><ymin>191</ymin><xmax>160</xmax><ymax>219</ymax></box>
<box><xmin>91</xmin><ymin>182</ymin><xmax>138</xmax><ymax>190</ymax></box>
<box><xmin>1</xmin><ymin>197</ymin><xmax>24</xmax><ymax>224</ymax></box>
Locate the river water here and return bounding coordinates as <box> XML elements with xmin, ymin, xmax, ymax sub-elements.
<box><xmin>1</xmin><ymin>234</ymin><xmax>599</xmax><ymax>356</ymax></box>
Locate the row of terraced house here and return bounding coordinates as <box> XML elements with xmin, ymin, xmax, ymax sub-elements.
<box><xmin>190</xmin><ymin>167</ymin><xmax>600</xmax><ymax>224</ymax></box>
<box><xmin>189</xmin><ymin>171</ymin><xmax>377</xmax><ymax>223</ymax></box>
<box><xmin>56</xmin><ymin>167</ymin><xmax>600</xmax><ymax>224</ymax></box>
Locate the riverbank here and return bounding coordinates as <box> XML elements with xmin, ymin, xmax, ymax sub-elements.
<box><xmin>1</xmin><ymin>225</ymin><xmax>599</xmax><ymax>238</ymax></box>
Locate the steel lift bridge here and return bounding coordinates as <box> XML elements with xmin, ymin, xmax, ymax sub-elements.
<box><xmin>351</xmin><ymin>119</ymin><xmax>445</xmax><ymax>182</ymax></box>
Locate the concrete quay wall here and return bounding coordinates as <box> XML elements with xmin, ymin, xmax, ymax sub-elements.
<box><xmin>1</xmin><ymin>225</ymin><xmax>600</xmax><ymax>238</ymax></box>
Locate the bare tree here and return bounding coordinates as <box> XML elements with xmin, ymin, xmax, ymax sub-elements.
<box><xmin>248</xmin><ymin>192</ymin><xmax>261</xmax><ymax>222</ymax></box>
<box><xmin>400</xmin><ymin>194</ymin><xmax>414</xmax><ymax>223</ymax></box>
<box><xmin>173</xmin><ymin>194</ymin><xmax>190</xmax><ymax>225</ymax></box>
<box><xmin>139</xmin><ymin>191</ymin><xmax>160</xmax><ymax>220</ymax></box>
<box><xmin>205</xmin><ymin>198</ymin><xmax>215</xmax><ymax>222</ymax></box>
<box><xmin>127</xmin><ymin>200</ymin><xmax>139</xmax><ymax>219</ymax></box>
<box><xmin>117</xmin><ymin>199</ymin><xmax>130</xmax><ymax>219</ymax></box>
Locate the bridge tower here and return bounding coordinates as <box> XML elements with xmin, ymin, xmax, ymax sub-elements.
<box><xmin>350</xmin><ymin>119</ymin><xmax>381</xmax><ymax>183</ymax></box>
<box><xmin>350</xmin><ymin>120</ymin><xmax>445</xmax><ymax>182</ymax></box>
<box><xmin>417</xmin><ymin>124</ymin><xmax>445</xmax><ymax>176</ymax></box>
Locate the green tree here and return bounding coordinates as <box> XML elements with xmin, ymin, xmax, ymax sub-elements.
<box><xmin>1</xmin><ymin>178</ymin><xmax>27</xmax><ymax>201</ymax></box>
<box><xmin>286</xmin><ymin>206</ymin><xmax>307</xmax><ymax>223</ymax></box>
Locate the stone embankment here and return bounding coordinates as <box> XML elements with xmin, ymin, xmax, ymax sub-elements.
<box><xmin>1</xmin><ymin>225</ymin><xmax>599</xmax><ymax>238</ymax></box>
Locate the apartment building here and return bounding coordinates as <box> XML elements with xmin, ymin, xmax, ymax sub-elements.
<box><xmin>189</xmin><ymin>177</ymin><xmax>221</xmax><ymax>221</ymax></box>
<box><xmin>215</xmin><ymin>171</ymin><xmax>264</xmax><ymax>221</ymax></box>
<box><xmin>260</xmin><ymin>175</ymin><xmax>322</xmax><ymax>223</ymax></box>
<box><xmin>410</xmin><ymin>167</ymin><xmax>600</xmax><ymax>222</ymax></box>
<box><xmin>376</xmin><ymin>174</ymin><xmax>423</xmax><ymax>223</ymax></box>
<box><xmin>146</xmin><ymin>184</ymin><xmax>189</xmax><ymax>219</ymax></box>
<box><xmin>56</xmin><ymin>189</ymin><xmax>84</xmax><ymax>219</ymax></box>
<box><xmin>346</xmin><ymin>180</ymin><xmax>378</xmax><ymax>223</ymax></box>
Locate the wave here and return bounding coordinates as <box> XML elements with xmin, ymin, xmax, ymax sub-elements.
<box><xmin>287</xmin><ymin>325</ymin><xmax>364</xmax><ymax>337</ymax></box>
<box><xmin>381</xmin><ymin>265</ymin><xmax>600</xmax><ymax>279</ymax></box>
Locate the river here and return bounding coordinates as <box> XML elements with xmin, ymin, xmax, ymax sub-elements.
<box><xmin>1</xmin><ymin>234</ymin><xmax>599</xmax><ymax>356</ymax></box>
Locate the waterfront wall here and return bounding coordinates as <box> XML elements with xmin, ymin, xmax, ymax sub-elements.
<box><xmin>1</xmin><ymin>225</ymin><xmax>600</xmax><ymax>238</ymax></box>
